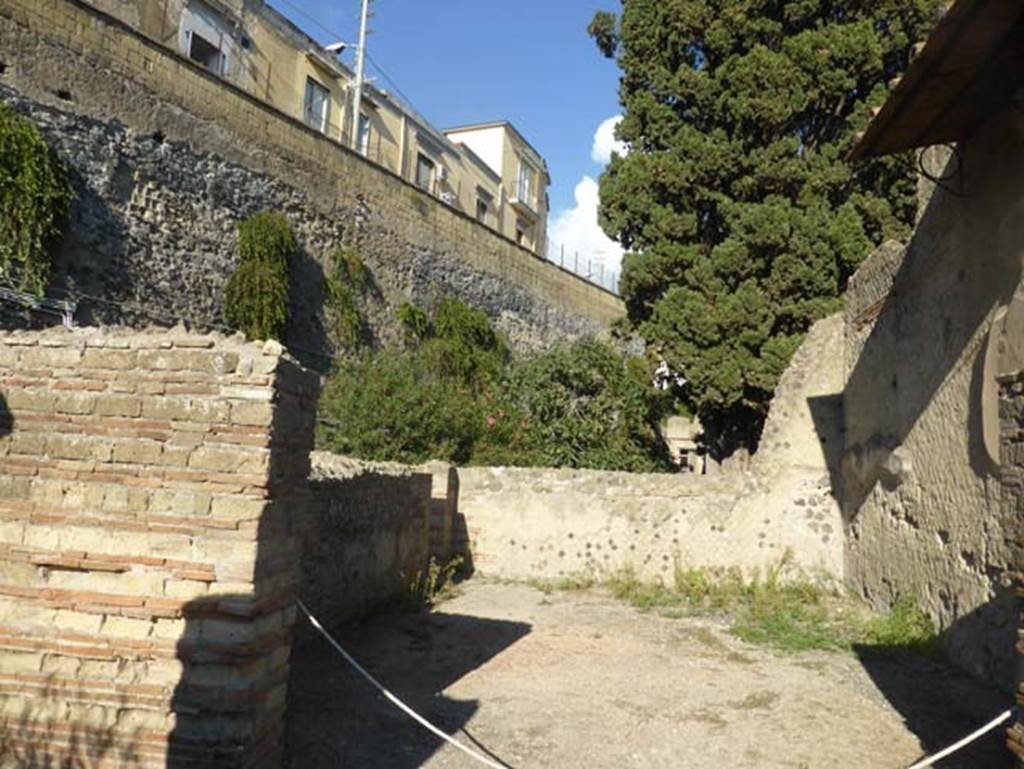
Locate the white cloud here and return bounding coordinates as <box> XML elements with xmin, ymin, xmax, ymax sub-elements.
<box><xmin>547</xmin><ymin>117</ymin><xmax>629</xmax><ymax>288</ymax></box>
<box><xmin>548</xmin><ymin>176</ymin><xmax>624</xmax><ymax>279</ymax></box>
<box><xmin>591</xmin><ymin>115</ymin><xmax>627</xmax><ymax>164</ymax></box>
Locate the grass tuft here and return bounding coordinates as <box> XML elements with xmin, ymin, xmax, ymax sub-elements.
<box><xmin>402</xmin><ymin>556</ymin><xmax>464</xmax><ymax>611</ymax></box>
<box><xmin>602</xmin><ymin>558</ymin><xmax>938</xmax><ymax>655</ymax></box>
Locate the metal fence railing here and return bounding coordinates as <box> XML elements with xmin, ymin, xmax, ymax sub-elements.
<box><xmin>544</xmin><ymin>239</ymin><xmax>621</xmax><ymax>295</ymax></box>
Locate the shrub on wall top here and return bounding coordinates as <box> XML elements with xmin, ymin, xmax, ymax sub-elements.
<box><xmin>224</xmin><ymin>211</ymin><xmax>295</xmax><ymax>341</ymax></box>
<box><xmin>0</xmin><ymin>102</ymin><xmax>72</xmax><ymax>295</ymax></box>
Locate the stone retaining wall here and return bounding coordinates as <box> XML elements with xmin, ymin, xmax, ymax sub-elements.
<box><xmin>0</xmin><ymin>327</ymin><xmax>318</xmax><ymax>768</ymax></box>
<box><xmin>0</xmin><ymin>0</ymin><xmax>623</xmax><ymax>361</ymax></box>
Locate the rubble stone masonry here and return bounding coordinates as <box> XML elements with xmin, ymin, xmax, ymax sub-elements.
<box><xmin>0</xmin><ymin>327</ymin><xmax>319</xmax><ymax>768</ymax></box>
<box><xmin>998</xmin><ymin>371</ymin><xmax>1024</xmax><ymax>765</ymax></box>
<box><xmin>0</xmin><ymin>0</ymin><xmax>622</xmax><ymax>359</ymax></box>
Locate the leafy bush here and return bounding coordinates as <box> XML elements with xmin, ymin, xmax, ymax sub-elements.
<box><xmin>317</xmin><ymin>299</ymin><xmax>673</xmax><ymax>471</ymax></box>
<box><xmin>476</xmin><ymin>340</ymin><xmax>673</xmax><ymax>471</ymax></box>
<box><xmin>0</xmin><ymin>103</ymin><xmax>72</xmax><ymax>294</ymax></box>
<box><xmin>317</xmin><ymin>347</ymin><xmax>483</xmax><ymax>464</ymax></box>
<box><xmin>237</xmin><ymin>211</ymin><xmax>297</xmax><ymax>268</ymax></box>
<box><xmin>224</xmin><ymin>212</ymin><xmax>295</xmax><ymax>340</ymax></box>
<box><xmin>425</xmin><ymin>297</ymin><xmax>508</xmax><ymax>388</ymax></box>
<box><xmin>398</xmin><ymin>302</ymin><xmax>430</xmax><ymax>345</ymax></box>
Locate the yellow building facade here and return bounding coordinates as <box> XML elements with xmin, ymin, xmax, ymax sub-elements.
<box><xmin>80</xmin><ymin>0</ymin><xmax>547</xmax><ymax>253</ymax></box>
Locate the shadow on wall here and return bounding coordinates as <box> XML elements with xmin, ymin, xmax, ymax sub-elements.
<box><xmin>165</xmin><ymin>356</ymin><xmax>317</xmax><ymax>768</ymax></box>
<box><xmin>284</xmin><ymin>608</ymin><xmax>530</xmax><ymax>769</ymax></box>
<box><xmin>804</xmin><ymin>116</ymin><xmax>1024</xmax><ymax>750</ymax></box>
<box><xmin>54</xmin><ymin>163</ymin><xmax>132</xmax><ymax>327</ymax></box>
<box><xmin>853</xmin><ymin>595</ymin><xmax>1017</xmax><ymax>769</ymax></box>
<box><xmin>165</xmin><ymin>592</ymin><xmax>300</xmax><ymax>769</ymax></box>
<box><xmin>834</xmin><ymin>139</ymin><xmax>1022</xmax><ymax>520</ymax></box>
<box><xmin>0</xmin><ymin>705</ymin><xmax>136</xmax><ymax>767</ymax></box>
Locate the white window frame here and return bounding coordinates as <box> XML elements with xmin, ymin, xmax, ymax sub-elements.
<box><xmin>415</xmin><ymin>153</ymin><xmax>435</xmax><ymax>192</ymax></box>
<box><xmin>179</xmin><ymin>2</ymin><xmax>235</xmax><ymax>78</ymax></box>
<box><xmin>517</xmin><ymin>159</ymin><xmax>533</xmax><ymax>205</ymax></box>
<box><xmin>304</xmin><ymin>76</ymin><xmax>331</xmax><ymax>134</ymax></box>
<box><xmin>357</xmin><ymin>113</ymin><xmax>371</xmax><ymax>156</ymax></box>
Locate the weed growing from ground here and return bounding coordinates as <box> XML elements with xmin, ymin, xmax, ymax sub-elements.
<box><xmin>526</xmin><ymin>575</ymin><xmax>597</xmax><ymax>595</ymax></box>
<box><xmin>402</xmin><ymin>556</ymin><xmax>464</xmax><ymax>612</ymax></box>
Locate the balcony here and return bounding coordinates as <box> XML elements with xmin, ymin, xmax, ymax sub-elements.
<box><xmin>509</xmin><ymin>180</ymin><xmax>538</xmax><ymax>220</ymax></box>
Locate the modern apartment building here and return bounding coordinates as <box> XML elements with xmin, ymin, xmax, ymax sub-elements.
<box><xmin>80</xmin><ymin>0</ymin><xmax>549</xmax><ymax>254</ymax></box>
<box><xmin>444</xmin><ymin>122</ymin><xmax>550</xmax><ymax>256</ymax></box>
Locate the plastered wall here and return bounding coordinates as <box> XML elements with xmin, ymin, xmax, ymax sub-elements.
<box><xmin>840</xmin><ymin>110</ymin><xmax>1024</xmax><ymax>688</ymax></box>
<box><xmin>454</xmin><ymin>318</ymin><xmax>844</xmax><ymax>584</ymax></box>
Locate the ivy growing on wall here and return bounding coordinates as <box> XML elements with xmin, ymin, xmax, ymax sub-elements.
<box><xmin>0</xmin><ymin>103</ymin><xmax>72</xmax><ymax>295</ymax></box>
<box><xmin>224</xmin><ymin>211</ymin><xmax>295</xmax><ymax>341</ymax></box>
<box><xmin>324</xmin><ymin>246</ymin><xmax>370</xmax><ymax>351</ymax></box>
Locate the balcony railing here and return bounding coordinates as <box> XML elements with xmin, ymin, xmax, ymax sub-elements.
<box><xmin>509</xmin><ymin>181</ymin><xmax>537</xmax><ymax>218</ymax></box>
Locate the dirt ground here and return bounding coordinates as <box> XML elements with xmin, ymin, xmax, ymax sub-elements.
<box><xmin>286</xmin><ymin>580</ymin><xmax>1012</xmax><ymax>769</ymax></box>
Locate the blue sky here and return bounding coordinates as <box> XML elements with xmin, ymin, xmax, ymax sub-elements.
<box><xmin>269</xmin><ymin>0</ymin><xmax>627</xmax><ymax>271</ymax></box>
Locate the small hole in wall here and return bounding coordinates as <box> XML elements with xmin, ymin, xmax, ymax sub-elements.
<box><xmin>54</xmin><ymin>88</ymin><xmax>73</xmax><ymax>102</ymax></box>
<box><xmin>0</xmin><ymin>61</ymin><xmax>7</xmax><ymax>75</ymax></box>
<box><xmin>152</xmin><ymin>130</ymin><xmax>166</xmax><ymax>144</ymax></box>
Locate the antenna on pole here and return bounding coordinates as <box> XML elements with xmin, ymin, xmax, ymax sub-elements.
<box><xmin>350</xmin><ymin>0</ymin><xmax>373</xmax><ymax>152</ymax></box>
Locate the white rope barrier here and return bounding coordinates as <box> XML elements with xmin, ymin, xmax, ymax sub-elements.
<box><xmin>905</xmin><ymin>707</ymin><xmax>1014</xmax><ymax>769</ymax></box>
<box><xmin>295</xmin><ymin>599</ymin><xmax>510</xmax><ymax>769</ymax></box>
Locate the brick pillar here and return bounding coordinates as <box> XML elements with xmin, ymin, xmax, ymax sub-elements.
<box><xmin>0</xmin><ymin>328</ymin><xmax>318</xmax><ymax>768</ymax></box>
<box><xmin>998</xmin><ymin>371</ymin><xmax>1024</xmax><ymax>764</ymax></box>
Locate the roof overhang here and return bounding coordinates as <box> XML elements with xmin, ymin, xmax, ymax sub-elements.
<box><xmin>305</xmin><ymin>51</ymin><xmax>344</xmax><ymax>80</ymax></box>
<box><xmin>851</xmin><ymin>0</ymin><xmax>1024</xmax><ymax>161</ymax></box>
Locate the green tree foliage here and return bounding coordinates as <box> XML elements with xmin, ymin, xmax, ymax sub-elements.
<box><xmin>224</xmin><ymin>212</ymin><xmax>295</xmax><ymax>340</ymax></box>
<box><xmin>317</xmin><ymin>300</ymin><xmax>673</xmax><ymax>470</ymax></box>
<box><xmin>590</xmin><ymin>0</ymin><xmax>938</xmax><ymax>452</ymax></box>
<box><xmin>318</xmin><ymin>348</ymin><xmax>483</xmax><ymax>464</ymax></box>
<box><xmin>476</xmin><ymin>340</ymin><xmax>673</xmax><ymax>472</ymax></box>
<box><xmin>0</xmin><ymin>103</ymin><xmax>72</xmax><ymax>294</ymax></box>
<box><xmin>318</xmin><ymin>298</ymin><xmax>506</xmax><ymax>465</ymax></box>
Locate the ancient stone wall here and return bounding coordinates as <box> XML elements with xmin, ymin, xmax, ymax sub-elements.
<box><xmin>999</xmin><ymin>371</ymin><xmax>1024</xmax><ymax>764</ymax></box>
<box><xmin>296</xmin><ymin>453</ymin><xmax>432</xmax><ymax>635</ymax></box>
<box><xmin>0</xmin><ymin>327</ymin><xmax>319</xmax><ymax>768</ymax></box>
<box><xmin>0</xmin><ymin>0</ymin><xmax>623</xmax><ymax>364</ymax></box>
<box><xmin>838</xmin><ymin>109</ymin><xmax>1024</xmax><ymax>689</ymax></box>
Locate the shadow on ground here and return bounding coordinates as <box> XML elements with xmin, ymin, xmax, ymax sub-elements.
<box><xmin>285</xmin><ymin>608</ymin><xmax>530</xmax><ymax>769</ymax></box>
<box><xmin>854</xmin><ymin>643</ymin><xmax>1014</xmax><ymax>769</ymax></box>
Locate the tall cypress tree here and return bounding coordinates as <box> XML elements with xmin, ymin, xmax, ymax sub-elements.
<box><xmin>590</xmin><ymin>1</ymin><xmax>939</xmax><ymax>454</ymax></box>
